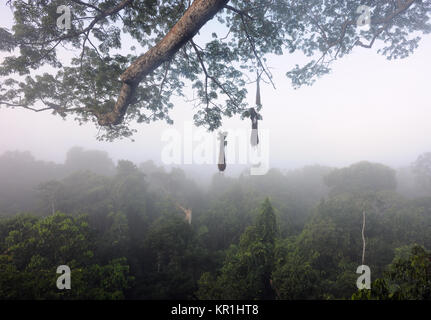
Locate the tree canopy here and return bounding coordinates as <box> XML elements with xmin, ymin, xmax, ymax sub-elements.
<box><xmin>324</xmin><ymin>161</ymin><xmax>397</xmax><ymax>195</ymax></box>
<box><xmin>1</xmin><ymin>0</ymin><xmax>430</xmax><ymax>139</ymax></box>
<box><xmin>1</xmin><ymin>149</ymin><xmax>431</xmax><ymax>299</ymax></box>
<box><xmin>412</xmin><ymin>152</ymin><xmax>431</xmax><ymax>194</ymax></box>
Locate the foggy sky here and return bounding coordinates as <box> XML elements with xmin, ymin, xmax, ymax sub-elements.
<box><xmin>1</xmin><ymin>3</ymin><xmax>430</xmax><ymax>173</ymax></box>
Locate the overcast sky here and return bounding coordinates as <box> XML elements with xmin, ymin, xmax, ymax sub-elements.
<box><xmin>1</xmin><ymin>3</ymin><xmax>430</xmax><ymax>173</ymax></box>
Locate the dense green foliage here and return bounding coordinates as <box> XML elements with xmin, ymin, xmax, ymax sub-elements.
<box><xmin>0</xmin><ymin>148</ymin><xmax>431</xmax><ymax>299</ymax></box>
<box><xmin>352</xmin><ymin>244</ymin><xmax>431</xmax><ymax>300</ymax></box>
<box><xmin>197</xmin><ymin>199</ymin><xmax>277</xmax><ymax>300</ymax></box>
<box><xmin>0</xmin><ymin>213</ymin><xmax>134</xmax><ymax>299</ymax></box>
<box><xmin>1</xmin><ymin>1</ymin><xmax>430</xmax><ymax>139</ymax></box>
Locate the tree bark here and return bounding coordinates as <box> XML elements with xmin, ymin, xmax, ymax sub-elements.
<box><xmin>96</xmin><ymin>0</ymin><xmax>230</xmax><ymax>126</ymax></box>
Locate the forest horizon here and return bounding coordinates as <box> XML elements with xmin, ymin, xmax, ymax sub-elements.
<box><xmin>1</xmin><ymin>147</ymin><xmax>431</xmax><ymax>300</ymax></box>
<box><xmin>1</xmin><ymin>0</ymin><xmax>431</xmax><ymax>304</ymax></box>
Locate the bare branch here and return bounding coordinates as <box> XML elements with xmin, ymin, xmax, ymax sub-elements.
<box><xmin>239</xmin><ymin>15</ymin><xmax>276</xmax><ymax>89</ymax></box>
<box><xmin>190</xmin><ymin>39</ymin><xmax>239</xmax><ymax>110</ymax></box>
<box><xmin>307</xmin><ymin>13</ymin><xmax>329</xmax><ymax>44</ymax></box>
<box><xmin>79</xmin><ymin>31</ymin><xmax>90</xmax><ymax>73</ymax></box>
<box><xmin>159</xmin><ymin>60</ymin><xmax>171</xmax><ymax>96</ymax></box>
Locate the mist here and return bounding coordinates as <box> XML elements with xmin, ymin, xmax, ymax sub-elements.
<box><xmin>1</xmin><ymin>1</ymin><xmax>431</xmax><ymax>302</ymax></box>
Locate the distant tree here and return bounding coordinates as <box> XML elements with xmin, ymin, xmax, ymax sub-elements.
<box><xmin>197</xmin><ymin>198</ymin><xmax>277</xmax><ymax>299</ymax></box>
<box><xmin>139</xmin><ymin>160</ymin><xmax>163</xmax><ymax>176</ymax></box>
<box><xmin>293</xmin><ymin>214</ymin><xmax>356</xmax><ymax>299</ymax></box>
<box><xmin>65</xmin><ymin>147</ymin><xmax>115</xmax><ymax>176</ymax></box>
<box><xmin>37</xmin><ymin>180</ymin><xmax>64</xmax><ymax>214</ymax></box>
<box><xmin>139</xmin><ymin>214</ymin><xmax>207</xmax><ymax>299</ymax></box>
<box><xmin>351</xmin><ymin>278</ymin><xmax>391</xmax><ymax>300</ymax></box>
<box><xmin>97</xmin><ymin>211</ymin><xmax>131</xmax><ymax>259</ymax></box>
<box><xmin>0</xmin><ymin>151</ymin><xmax>63</xmax><ymax>214</ymax></box>
<box><xmin>324</xmin><ymin>161</ymin><xmax>397</xmax><ymax>195</ymax></box>
<box><xmin>412</xmin><ymin>152</ymin><xmax>431</xmax><ymax>193</ymax></box>
<box><xmin>116</xmin><ymin>159</ymin><xmax>139</xmax><ymax>177</ymax></box>
<box><xmin>395</xmin><ymin>166</ymin><xmax>429</xmax><ymax>198</ymax></box>
<box><xmin>0</xmin><ymin>213</ymin><xmax>134</xmax><ymax>299</ymax></box>
<box><xmin>352</xmin><ymin>245</ymin><xmax>431</xmax><ymax>300</ymax></box>
<box><xmin>286</xmin><ymin>190</ymin><xmax>417</xmax><ymax>299</ymax></box>
<box><xmin>53</xmin><ymin>171</ymin><xmax>112</xmax><ymax>215</ymax></box>
<box><xmin>112</xmin><ymin>160</ymin><xmax>148</xmax><ymax>213</ymax></box>
<box><xmin>272</xmin><ymin>238</ymin><xmax>320</xmax><ymax>299</ymax></box>
<box><xmin>386</xmin><ymin>245</ymin><xmax>431</xmax><ymax>299</ymax></box>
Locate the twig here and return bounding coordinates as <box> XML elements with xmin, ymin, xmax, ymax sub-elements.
<box><xmin>190</xmin><ymin>39</ymin><xmax>240</xmax><ymax>110</ymax></box>
<box><xmin>239</xmin><ymin>15</ymin><xmax>276</xmax><ymax>89</ymax></box>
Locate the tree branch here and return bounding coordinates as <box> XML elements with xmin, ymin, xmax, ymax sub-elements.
<box><xmin>355</xmin><ymin>0</ymin><xmax>417</xmax><ymax>48</ymax></box>
<box><xmin>159</xmin><ymin>60</ymin><xmax>171</xmax><ymax>97</ymax></box>
<box><xmin>224</xmin><ymin>4</ymin><xmax>253</xmax><ymax>20</ymax></box>
<box><xmin>239</xmin><ymin>15</ymin><xmax>276</xmax><ymax>89</ymax></box>
<box><xmin>17</xmin><ymin>0</ymin><xmax>133</xmax><ymax>46</ymax></box>
<box><xmin>0</xmin><ymin>100</ymin><xmax>86</xmax><ymax>114</ymax></box>
<box><xmin>95</xmin><ymin>0</ymin><xmax>230</xmax><ymax>126</ymax></box>
<box><xmin>190</xmin><ymin>39</ymin><xmax>240</xmax><ymax>110</ymax></box>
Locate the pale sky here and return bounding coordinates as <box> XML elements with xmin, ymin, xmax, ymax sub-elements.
<box><xmin>0</xmin><ymin>3</ymin><xmax>430</xmax><ymax>172</ymax></box>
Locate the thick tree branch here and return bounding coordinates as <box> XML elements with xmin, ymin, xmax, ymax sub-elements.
<box><xmin>95</xmin><ymin>0</ymin><xmax>230</xmax><ymax>126</ymax></box>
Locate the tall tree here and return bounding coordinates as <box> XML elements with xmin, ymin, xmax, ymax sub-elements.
<box><xmin>412</xmin><ymin>152</ymin><xmax>431</xmax><ymax>194</ymax></box>
<box><xmin>65</xmin><ymin>147</ymin><xmax>116</xmax><ymax>176</ymax></box>
<box><xmin>0</xmin><ymin>212</ymin><xmax>134</xmax><ymax>299</ymax></box>
<box><xmin>1</xmin><ymin>0</ymin><xmax>429</xmax><ymax>139</ymax></box>
<box><xmin>324</xmin><ymin>161</ymin><xmax>397</xmax><ymax>195</ymax></box>
<box><xmin>197</xmin><ymin>198</ymin><xmax>277</xmax><ymax>299</ymax></box>
<box><xmin>352</xmin><ymin>245</ymin><xmax>431</xmax><ymax>300</ymax></box>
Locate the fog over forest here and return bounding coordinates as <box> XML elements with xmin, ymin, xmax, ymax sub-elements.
<box><xmin>1</xmin><ymin>0</ymin><xmax>431</xmax><ymax>302</ymax></box>
<box><xmin>1</xmin><ymin>147</ymin><xmax>431</xmax><ymax>299</ymax></box>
